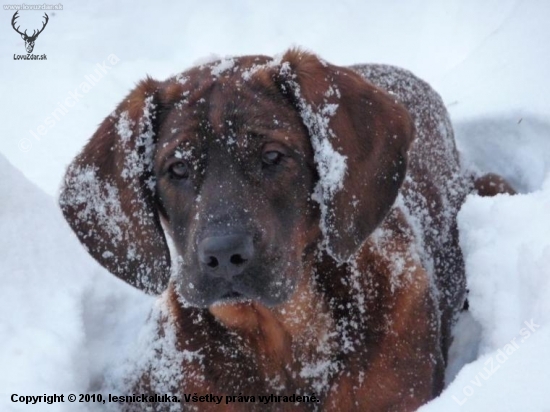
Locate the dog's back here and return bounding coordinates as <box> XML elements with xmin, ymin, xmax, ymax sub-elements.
<box><xmin>353</xmin><ymin>64</ymin><xmax>471</xmax><ymax>359</ymax></box>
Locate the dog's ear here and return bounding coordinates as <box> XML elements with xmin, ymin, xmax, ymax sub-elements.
<box><xmin>59</xmin><ymin>78</ymin><xmax>170</xmax><ymax>294</ymax></box>
<box><xmin>276</xmin><ymin>49</ymin><xmax>415</xmax><ymax>262</ymax></box>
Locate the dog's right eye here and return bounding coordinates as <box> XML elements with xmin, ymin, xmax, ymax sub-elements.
<box><xmin>168</xmin><ymin>161</ymin><xmax>190</xmax><ymax>179</ymax></box>
<box><xmin>262</xmin><ymin>150</ymin><xmax>284</xmax><ymax>166</ymax></box>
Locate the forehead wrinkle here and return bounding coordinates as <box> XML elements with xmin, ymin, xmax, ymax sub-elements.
<box><xmin>162</xmin><ymin>61</ymin><xmax>310</xmax><ymax>156</ymax></box>
<box><xmin>206</xmin><ymin>84</ymin><xmax>252</xmax><ymax>138</ymax></box>
<box><xmin>204</xmin><ymin>80</ymin><xmax>310</xmax><ymax>157</ymax></box>
<box><xmin>155</xmin><ymin>108</ymin><xmax>208</xmax><ymax>165</ymax></box>
<box><xmin>156</xmin><ymin>127</ymin><xmax>196</xmax><ymax>162</ymax></box>
<box><xmin>239</xmin><ymin>87</ymin><xmax>309</xmax><ymax>153</ymax></box>
<box><xmin>155</xmin><ymin>136</ymin><xmax>183</xmax><ymax>170</ymax></box>
<box><xmin>206</xmin><ymin>81</ymin><xmax>225</xmax><ymax>135</ymax></box>
<box><xmin>207</xmin><ymin>65</ymin><xmax>283</xmax><ymax>121</ymax></box>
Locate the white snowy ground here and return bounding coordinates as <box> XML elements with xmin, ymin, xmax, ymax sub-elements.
<box><xmin>1</xmin><ymin>1</ymin><xmax>549</xmax><ymax>411</ymax></box>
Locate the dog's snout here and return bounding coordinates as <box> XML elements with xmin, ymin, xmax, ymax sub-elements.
<box><xmin>198</xmin><ymin>234</ymin><xmax>254</xmax><ymax>278</ymax></box>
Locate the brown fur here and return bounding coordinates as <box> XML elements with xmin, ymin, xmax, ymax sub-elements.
<box><xmin>474</xmin><ymin>173</ymin><xmax>516</xmax><ymax>196</ymax></box>
<box><xmin>60</xmin><ymin>49</ymin><xmax>514</xmax><ymax>411</ymax></box>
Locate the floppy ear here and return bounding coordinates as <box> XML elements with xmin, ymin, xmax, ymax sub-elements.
<box><xmin>59</xmin><ymin>78</ymin><xmax>170</xmax><ymax>294</ymax></box>
<box><xmin>276</xmin><ymin>49</ymin><xmax>415</xmax><ymax>262</ymax></box>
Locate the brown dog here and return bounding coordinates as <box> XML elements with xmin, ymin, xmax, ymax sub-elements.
<box><xmin>59</xmin><ymin>49</ymin><xmax>509</xmax><ymax>411</ymax></box>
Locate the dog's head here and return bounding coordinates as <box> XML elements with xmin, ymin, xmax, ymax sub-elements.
<box><xmin>60</xmin><ymin>50</ymin><xmax>413</xmax><ymax>307</ymax></box>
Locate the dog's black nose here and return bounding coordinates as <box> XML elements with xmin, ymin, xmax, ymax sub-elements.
<box><xmin>198</xmin><ymin>234</ymin><xmax>254</xmax><ymax>279</ymax></box>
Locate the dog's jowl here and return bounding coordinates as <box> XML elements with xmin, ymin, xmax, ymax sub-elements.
<box><xmin>60</xmin><ymin>49</ymin><xmax>513</xmax><ymax>411</ymax></box>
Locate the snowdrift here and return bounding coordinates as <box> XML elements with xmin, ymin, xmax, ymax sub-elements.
<box><xmin>1</xmin><ymin>1</ymin><xmax>549</xmax><ymax>410</ymax></box>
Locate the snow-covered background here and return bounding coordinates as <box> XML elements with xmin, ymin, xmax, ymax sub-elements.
<box><xmin>1</xmin><ymin>0</ymin><xmax>549</xmax><ymax>410</ymax></box>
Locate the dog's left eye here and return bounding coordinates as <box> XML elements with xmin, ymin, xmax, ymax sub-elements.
<box><xmin>168</xmin><ymin>161</ymin><xmax>190</xmax><ymax>179</ymax></box>
<box><xmin>262</xmin><ymin>150</ymin><xmax>284</xmax><ymax>166</ymax></box>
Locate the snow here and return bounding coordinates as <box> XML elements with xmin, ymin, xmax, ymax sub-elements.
<box><xmin>119</xmin><ymin>95</ymin><xmax>157</xmax><ymax>181</ymax></box>
<box><xmin>1</xmin><ymin>0</ymin><xmax>550</xmax><ymax>411</ymax></box>
<box><xmin>421</xmin><ymin>178</ymin><xmax>550</xmax><ymax>411</ymax></box>
<box><xmin>210</xmin><ymin>56</ymin><xmax>236</xmax><ymax>77</ymax></box>
<box><xmin>0</xmin><ymin>154</ymin><xmax>153</xmax><ymax>411</ymax></box>
<box><xmin>101</xmin><ymin>296</ymin><xmax>188</xmax><ymax>412</ymax></box>
<box><xmin>280</xmin><ymin>61</ymin><xmax>348</xmax><ymax>261</ymax></box>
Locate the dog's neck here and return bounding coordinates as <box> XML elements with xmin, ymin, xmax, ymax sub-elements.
<box><xmin>166</xmin><ymin>262</ymin><xmax>340</xmax><ymax>393</ymax></box>
<box><xmin>210</xmin><ymin>268</ymin><xmax>336</xmax><ymax>358</ymax></box>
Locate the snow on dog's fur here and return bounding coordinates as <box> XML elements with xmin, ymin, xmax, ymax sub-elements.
<box><xmin>60</xmin><ymin>49</ymin><xmax>513</xmax><ymax>411</ymax></box>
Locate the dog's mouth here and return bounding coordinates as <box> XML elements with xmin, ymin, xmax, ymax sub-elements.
<box><xmin>219</xmin><ymin>290</ymin><xmax>247</xmax><ymax>301</ymax></box>
<box><xmin>209</xmin><ymin>280</ymin><xmax>275</xmax><ymax>307</ymax></box>
<box><xmin>222</xmin><ymin>290</ymin><xmax>241</xmax><ymax>299</ymax></box>
<box><xmin>176</xmin><ymin>255</ymin><xmax>294</xmax><ymax>308</ymax></box>
<box><xmin>208</xmin><ymin>289</ymin><xmax>255</xmax><ymax>308</ymax></box>
<box><xmin>215</xmin><ymin>283</ymin><xmax>259</xmax><ymax>303</ymax></box>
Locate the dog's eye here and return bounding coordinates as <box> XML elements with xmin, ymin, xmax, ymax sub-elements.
<box><xmin>262</xmin><ymin>150</ymin><xmax>284</xmax><ymax>166</ymax></box>
<box><xmin>168</xmin><ymin>161</ymin><xmax>190</xmax><ymax>179</ymax></box>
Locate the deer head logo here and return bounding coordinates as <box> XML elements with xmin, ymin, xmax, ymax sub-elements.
<box><xmin>11</xmin><ymin>11</ymin><xmax>49</xmax><ymax>54</ymax></box>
